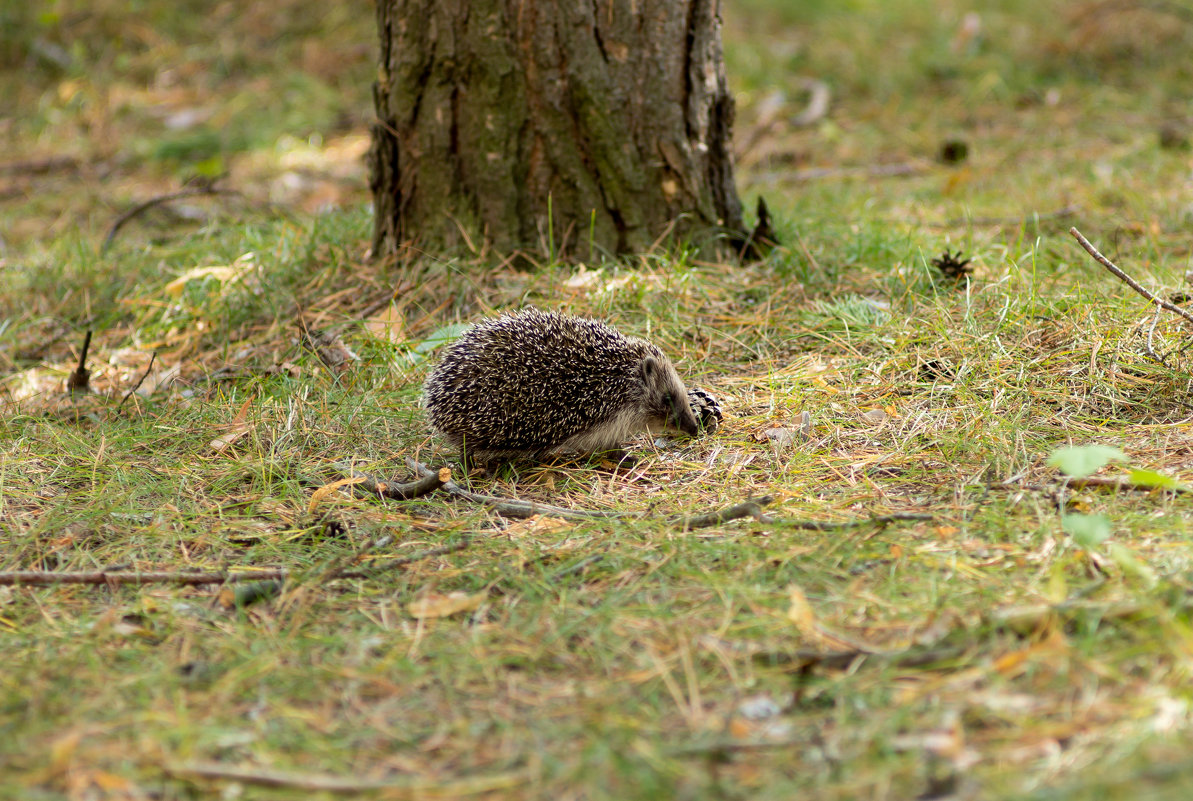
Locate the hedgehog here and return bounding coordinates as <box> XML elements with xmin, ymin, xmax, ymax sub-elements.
<box><xmin>423</xmin><ymin>308</ymin><xmax>720</xmax><ymax>465</ymax></box>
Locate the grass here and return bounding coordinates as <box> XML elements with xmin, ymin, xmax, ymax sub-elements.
<box><xmin>6</xmin><ymin>0</ymin><xmax>1193</xmax><ymax>798</ymax></box>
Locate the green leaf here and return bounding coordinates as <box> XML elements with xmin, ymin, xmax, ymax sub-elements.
<box><xmin>1047</xmin><ymin>445</ymin><xmax>1127</xmax><ymax>478</ymax></box>
<box><xmin>1062</xmin><ymin>513</ymin><xmax>1111</xmax><ymax>548</ymax></box>
<box><xmin>414</xmin><ymin>323</ymin><xmax>471</xmax><ymax>354</ymax></box>
<box><xmin>395</xmin><ymin>323</ymin><xmax>473</xmax><ymax>368</ymax></box>
<box><xmin>1128</xmin><ymin>468</ymin><xmax>1185</xmax><ymax>491</ymax></box>
<box><xmin>190</xmin><ymin>155</ymin><xmax>226</xmax><ymax>178</ymax></box>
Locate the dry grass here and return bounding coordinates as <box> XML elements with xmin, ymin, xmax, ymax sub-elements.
<box><xmin>5</xmin><ymin>1</ymin><xmax>1193</xmax><ymax>799</ymax></box>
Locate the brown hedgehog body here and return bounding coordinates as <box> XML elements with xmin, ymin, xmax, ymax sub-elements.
<box><xmin>423</xmin><ymin>309</ymin><xmax>716</xmax><ymax>464</ymax></box>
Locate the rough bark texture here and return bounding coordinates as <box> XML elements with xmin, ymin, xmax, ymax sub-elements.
<box><xmin>369</xmin><ymin>0</ymin><xmax>745</xmax><ymax>260</ymax></box>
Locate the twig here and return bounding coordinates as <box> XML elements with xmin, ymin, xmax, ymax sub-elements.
<box><xmin>1070</xmin><ymin>227</ymin><xmax>1193</xmax><ymax>327</ymax></box>
<box><xmin>406</xmin><ymin>459</ymin><xmax>629</xmax><ymax>520</ymax></box>
<box><xmin>406</xmin><ymin>460</ymin><xmax>787</xmax><ymax>525</ymax></box>
<box><xmin>1144</xmin><ymin>305</ymin><xmax>1169</xmax><ymax>366</ymax></box>
<box><xmin>756</xmin><ymin>162</ymin><xmax>927</xmax><ymax>184</ymax></box>
<box><xmin>782</xmin><ymin>512</ymin><xmax>934</xmax><ymax>530</ymax></box>
<box><xmin>0</xmin><ymin>156</ymin><xmax>78</xmax><ymax>175</ymax></box>
<box><xmin>0</xmin><ymin>540</ymin><xmax>472</xmax><ymax>587</ymax></box>
<box><xmin>101</xmin><ymin>186</ymin><xmax>240</xmax><ymax>253</ymax></box>
<box><xmin>336</xmin><ymin>463</ymin><xmax>448</xmax><ymax>500</ymax></box>
<box><xmin>66</xmin><ymin>330</ymin><xmax>92</xmax><ymax>395</ymax></box>
<box><xmin>673</xmin><ymin>496</ymin><xmax>774</xmax><ymax>529</ymax></box>
<box><xmin>669</xmin><ymin>737</ymin><xmax>805</xmax><ymax>758</ymax></box>
<box><xmin>163</xmin><ymin>761</ymin><xmax>528</xmax><ymax>795</ymax></box>
<box><xmin>750</xmin><ymin>644</ymin><xmax>966</xmax><ymax>672</ymax></box>
<box><xmin>404</xmin><ymin>462</ymin><xmax>927</xmax><ymax>532</ymax></box>
<box><xmin>116</xmin><ymin>351</ymin><xmax>157</xmax><ymax>412</ymax></box>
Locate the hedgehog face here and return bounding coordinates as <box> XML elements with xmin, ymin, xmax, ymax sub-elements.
<box><xmin>640</xmin><ymin>356</ymin><xmax>700</xmax><ymax>437</ymax></box>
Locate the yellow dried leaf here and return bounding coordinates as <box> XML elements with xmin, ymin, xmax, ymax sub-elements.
<box><xmin>209</xmin><ymin>425</ymin><xmax>249</xmax><ymax>453</ymax></box>
<box><xmin>364</xmin><ymin>303</ymin><xmax>407</xmax><ymax>342</ymax></box>
<box><xmin>92</xmin><ymin>771</ymin><xmax>132</xmax><ymax>791</ymax></box>
<box><xmin>786</xmin><ymin>584</ymin><xmax>818</xmax><ymax>636</ymax></box>
<box><xmin>50</xmin><ymin>730</ymin><xmax>82</xmax><ymax>769</ymax></box>
<box><xmin>164</xmin><ymin>255</ymin><xmax>255</xmax><ymax>298</ymax></box>
<box><xmin>786</xmin><ymin>584</ymin><xmax>882</xmax><ymax>653</ymax></box>
<box><xmin>308</xmin><ymin>476</ymin><xmax>365</xmax><ymax>513</ymax></box>
<box><xmin>407</xmin><ymin>590</ymin><xmax>487</xmax><ymax>619</ymax></box>
<box><xmin>993</xmin><ymin>648</ymin><xmax>1031</xmax><ymax>676</ymax></box>
<box><xmin>210</xmin><ymin>396</ymin><xmax>254</xmax><ymax>453</ymax></box>
<box><xmin>502</xmin><ymin>516</ymin><xmax>570</xmax><ymax>539</ymax></box>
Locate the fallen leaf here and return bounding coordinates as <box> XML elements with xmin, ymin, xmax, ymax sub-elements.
<box><xmin>210</xmin><ymin>396</ymin><xmax>254</xmax><ymax>453</ymax></box>
<box><xmin>408</xmin><ymin>590</ymin><xmax>488</xmax><ymax>619</ymax></box>
<box><xmin>364</xmin><ymin>303</ymin><xmax>406</xmax><ymax>343</ymax></box>
<box><xmin>785</xmin><ymin>584</ymin><xmax>877</xmax><ymax>652</ymax></box>
<box><xmin>164</xmin><ymin>254</ymin><xmax>255</xmax><ymax>298</ymax></box>
<box><xmin>502</xmin><ymin>515</ymin><xmax>571</xmax><ymax>539</ymax></box>
<box><xmin>308</xmin><ymin>476</ymin><xmax>366</xmax><ymax>513</ymax></box>
<box><xmin>755</xmin><ymin>413</ymin><xmax>812</xmax><ymax>451</ymax></box>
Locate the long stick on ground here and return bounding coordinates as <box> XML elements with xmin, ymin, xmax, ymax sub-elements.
<box><xmin>164</xmin><ymin>761</ymin><xmax>528</xmax><ymax>795</ymax></box>
<box><xmin>0</xmin><ymin>540</ymin><xmax>471</xmax><ymax>587</ymax></box>
<box><xmin>336</xmin><ymin>462</ymin><xmax>449</xmax><ymax>500</ymax></box>
<box><xmin>673</xmin><ymin>496</ymin><xmax>774</xmax><ymax>529</ymax></box>
<box><xmin>406</xmin><ymin>459</ymin><xmax>628</xmax><ymax>519</ymax></box>
<box><xmin>1070</xmin><ymin>227</ymin><xmax>1193</xmax><ymax>327</ymax></box>
<box><xmin>101</xmin><ymin>186</ymin><xmax>240</xmax><ymax>253</ymax></box>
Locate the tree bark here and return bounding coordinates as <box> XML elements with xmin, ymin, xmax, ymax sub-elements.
<box><xmin>369</xmin><ymin>0</ymin><xmax>745</xmax><ymax>261</ymax></box>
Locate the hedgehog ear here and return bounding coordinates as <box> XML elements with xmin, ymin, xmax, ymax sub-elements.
<box><xmin>640</xmin><ymin>356</ymin><xmax>659</xmax><ymax>384</ymax></box>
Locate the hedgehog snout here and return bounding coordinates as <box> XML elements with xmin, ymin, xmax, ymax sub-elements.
<box><xmin>669</xmin><ymin>391</ymin><xmax>700</xmax><ymax>437</ymax></box>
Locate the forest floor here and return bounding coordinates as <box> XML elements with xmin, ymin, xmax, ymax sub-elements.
<box><xmin>5</xmin><ymin>0</ymin><xmax>1193</xmax><ymax>798</ymax></box>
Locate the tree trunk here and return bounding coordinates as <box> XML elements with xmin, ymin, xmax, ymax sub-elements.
<box><xmin>369</xmin><ymin>0</ymin><xmax>745</xmax><ymax>261</ymax></box>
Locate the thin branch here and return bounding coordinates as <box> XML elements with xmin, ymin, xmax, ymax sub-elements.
<box><xmin>669</xmin><ymin>737</ymin><xmax>805</xmax><ymax>758</ymax></box>
<box><xmin>1144</xmin><ymin>305</ymin><xmax>1169</xmax><ymax>366</ymax></box>
<box><xmin>116</xmin><ymin>351</ymin><xmax>157</xmax><ymax>412</ymax></box>
<box><xmin>66</xmin><ymin>330</ymin><xmax>92</xmax><ymax>394</ymax></box>
<box><xmin>406</xmin><ymin>459</ymin><xmax>628</xmax><ymax>520</ymax></box>
<box><xmin>0</xmin><ymin>540</ymin><xmax>472</xmax><ymax>587</ymax></box>
<box><xmin>163</xmin><ymin>761</ymin><xmax>527</xmax><ymax>795</ymax></box>
<box><xmin>673</xmin><ymin>496</ymin><xmax>774</xmax><ymax>529</ymax></box>
<box><xmin>101</xmin><ymin>186</ymin><xmax>240</xmax><ymax>253</ymax></box>
<box><xmin>336</xmin><ymin>462</ymin><xmax>448</xmax><ymax>500</ymax></box>
<box><xmin>756</xmin><ymin>162</ymin><xmax>927</xmax><ymax>185</ymax></box>
<box><xmin>0</xmin><ymin>156</ymin><xmax>78</xmax><ymax>175</ymax></box>
<box><xmin>782</xmin><ymin>512</ymin><xmax>934</xmax><ymax>530</ymax></box>
<box><xmin>724</xmin><ymin>639</ymin><xmax>966</xmax><ymax>672</ymax></box>
<box><xmin>1070</xmin><ymin>227</ymin><xmax>1193</xmax><ymax>327</ymax></box>
<box><xmin>403</xmin><ymin>461</ymin><xmax>927</xmax><ymax>533</ymax></box>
